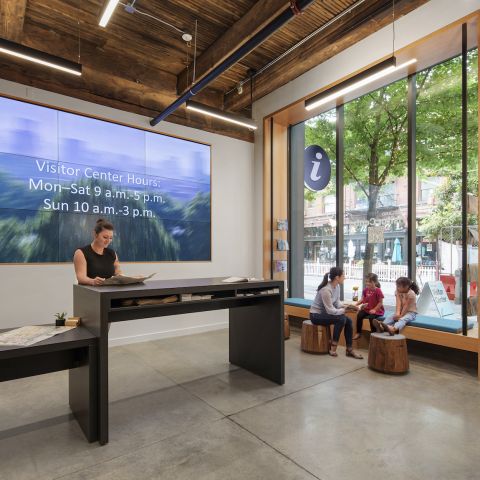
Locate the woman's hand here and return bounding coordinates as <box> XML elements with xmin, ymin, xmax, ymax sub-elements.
<box><xmin>392</xmin><ymin>314</ymin><xmax>400</xmax><ymax>321</ymax></box>
<box><xmin>91</xmin><ymin>277</ymin><xmax>105</xmax><ymax>286</ymax></box>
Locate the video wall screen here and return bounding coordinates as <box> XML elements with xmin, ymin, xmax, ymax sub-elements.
<box><xmin>0</xmin><ymin>96</ymin><xmax>211</xmax><ymax>263</ymax></box>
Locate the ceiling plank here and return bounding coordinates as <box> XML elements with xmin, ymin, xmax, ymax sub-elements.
<box><xmin>0</xmin><ymin>0</ymin><xmax>27</xmax><ymax>41</ymax></box>
<box><xmin>224</xmin><ymin>0</ymin><xmax>429</xmax><ymax>112</ymax></box>
<box><xmin>0</xmin><ymin>59</ymin><xmax>252</xmax><ymax>143</ymax></box>
<box><xmin>177</xmin><ymin>0</ymin><xmax>292</xmax><ymax>94</ymax></box>
<box><xmin>20</xmin><ymin>20</ymin><xmax>226</xmax><ymax>108</ymax></box>
<box><xmin>22</xmin><ymin>21</ymin><xmax>178</xmax><ymax>93</ymax></box>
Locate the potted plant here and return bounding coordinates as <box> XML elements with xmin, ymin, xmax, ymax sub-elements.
<box><xmin>352</xmin><ymin>286</ymin><xmax>359</xmax><ymax>302</ymax></box>
<box><xmin>54</xmin><ymin>312</ymin><xmax>67</xmax><ymax>327</ymax></box>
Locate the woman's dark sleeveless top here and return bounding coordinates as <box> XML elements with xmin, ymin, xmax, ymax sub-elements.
<box><xmin>80</xmin><ymin>245</ymin><xmax>116</xmax><ymax>279</ymax></box>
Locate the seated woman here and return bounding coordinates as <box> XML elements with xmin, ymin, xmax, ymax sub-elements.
<box><xmin>309</xmin><ymin>267</ymin><xmax>363</xmax><ymax>359</ymax></box>
<box><xmin>73</xmin><ymin>218</ymin><xmax>121</xmax><ymax>286</ymax></box>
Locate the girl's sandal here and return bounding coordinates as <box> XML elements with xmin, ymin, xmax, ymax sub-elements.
<box><xmin>386</xmin><ymin>325</ymin><xmax>395</xmax><ymax>336</ymax></box>
<box><xmin>352</xmin><ymin>333</ymin><xmax>361</xmax><ymax>340</ymax></box>
<box><xmin>346</xmin><ymin>349</ymin><xmax>363</xmax><ymax>360</ymax></box>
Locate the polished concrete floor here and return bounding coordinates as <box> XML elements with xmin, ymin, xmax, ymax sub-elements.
<box><xmin>1</xmin><ymin>329</ymin><xmax>479</xmax><ymax>480</ymax></box>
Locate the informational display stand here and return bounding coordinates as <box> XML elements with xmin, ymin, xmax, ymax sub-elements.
<box><xmin>274</xmin><ymin>219</ymin><xmax>288</xmax><ymax>279</ymax></box>
<box><xmin>417</xmin><ymin>281</ymin><xmax>454</xmax><ymax>317</ymax></box>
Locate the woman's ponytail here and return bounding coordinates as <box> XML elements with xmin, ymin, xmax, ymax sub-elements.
<box><xmin>317</xmin><ymin>267</ymin><xmax>344</xmax><ymax>291</ymax></box>
<box><xmin>317</xmin><ymin>273</ymin><xmax>329</xmax><ymax>291</ymax></box>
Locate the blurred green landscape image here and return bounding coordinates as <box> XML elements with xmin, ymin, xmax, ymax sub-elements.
<box><xmin>0</xmin><ymin>97</ymin><xmax>211</xmax><ymax>263</ymax></box>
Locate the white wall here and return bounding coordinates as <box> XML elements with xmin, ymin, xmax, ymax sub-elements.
<box><xmin>251</xmin><ymin>0</ymin><xmax>479</xmax><ymax>271</ymax></box>
<box><xmin>0</xmin><ymin>79</ymin><xmax>256</xmax><ymax>345</ymax></box>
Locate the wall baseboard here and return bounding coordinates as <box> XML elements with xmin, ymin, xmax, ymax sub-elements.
<box><xmin>108</xmin><ymin>321</ymin><xmax>229</xmax><ymax>347</ymax></box>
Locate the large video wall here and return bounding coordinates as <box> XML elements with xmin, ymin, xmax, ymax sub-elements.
<box><xmin>0</xmin><ymin>96</ymin><xmax>211</xmax><ymax>263</ymax></box>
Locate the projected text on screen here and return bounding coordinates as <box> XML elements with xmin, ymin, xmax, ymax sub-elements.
<box><xmin>0</xmin><ymin>96</ymin><xmax>211</xmax><ymax>263</ymax></box>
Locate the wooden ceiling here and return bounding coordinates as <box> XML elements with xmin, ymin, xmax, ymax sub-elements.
<box><xmin>0</xmin><ymin>0</ymin><xmax>428</xmax><ymax>141</ymax></box>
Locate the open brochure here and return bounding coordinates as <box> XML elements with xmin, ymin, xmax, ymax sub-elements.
<box><xmin>0</xmin><ymin>325</ymin><xmax>75</xmax><ymax>347</ymax></box>
<box><xmin>222</xmin><ymin>276</ymin><xmax>262</xmax><ymax>283</ymax></box>
<box><xmin>102</xmin><ymin>273</ymin><xmax>156</xmax><ymax>286</ymax></box>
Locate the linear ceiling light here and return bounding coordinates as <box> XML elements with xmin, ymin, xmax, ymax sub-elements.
<box><xmin>186</xmin><ymin>100</ymin><xmax>258</xmax><ymax>130</ymax></box>
<box><xmin>0</xmin><ymin>38</ymin><xmax>82</xmax><ymax>76</ymax></box>
<box><xmin>305</xmin><ymin>57</ymin><xmax>417</xmax><ymax>111</ymax></box>
<box><xmin>99</xmin><ymin>0</ymin><xmax>120</xmax><ymax>28</ymax></box>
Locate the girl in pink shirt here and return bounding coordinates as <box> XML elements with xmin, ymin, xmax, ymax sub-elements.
<box><xmin>353</xmin><ymin>273</ymin><xmax>385</xmax><ymax>340</ymax></box>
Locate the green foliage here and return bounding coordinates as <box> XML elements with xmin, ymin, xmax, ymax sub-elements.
<box><xmin>305</xmin><ymin>112</ymin><xmax>336</xmax><ymax>156</ymax></box>
<box><xmin>304</xmin><ymin>49</ymin><xmax>478</xmax><ymax>281</ymax></box>
<box><xmin>305</xmin><ymin>111</ymin><xmax>336</xmax><ymax>204</ymax></box>
<box><xmin>304</xmin><ymin>188</ymin><xmax>316</xmax><ymax>202</ymax></box>
<box><xmin>304</xmin><ymin>51</ymin><xmax>478</xmax><ymax>199</ymax></box>
<box><xmin>54</xmin><ymin>312</ymin><xmax>67</xmax><ymax>321</ymax></box>
<box><xmin>419</xmin><ymin>174</ymin><xmax>478</xmax><ymax>240</ymax></box>
<box><xmin>344</xmin><ymin>79</ymin><xmax>409</xmax><ymax>189</ymax></box>
<box><xmin>416</xmin><ymin>52</ymin><xmax>478</xmax><ymax>177</ymax></box>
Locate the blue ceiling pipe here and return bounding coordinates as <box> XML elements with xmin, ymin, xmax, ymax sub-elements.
<box><xmin>150</xmin><ymin>0</ymin><xmax>316</xmax><ymax>126</ymax></box>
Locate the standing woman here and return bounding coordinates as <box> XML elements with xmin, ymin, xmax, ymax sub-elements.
<box><xmin>74</xmin><ymin>218</ymin><xmax>121</xmax><ymax>286</ymax></box>
<box><xmin>310</xmin><ymin>267</ymin><xmax>363</xmax><ymax>359</ymax></box>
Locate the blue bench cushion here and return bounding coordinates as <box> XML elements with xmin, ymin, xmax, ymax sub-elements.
<box><xmin>285</xmin><ymin>298</ymin><xmax>474</xmax><ymax>334</ymax></box>
<box><xmin>412</xmin><ymin>315</ymin><xmax>474</xmax><ymax>334</ymax></box>
<box><xmin>285</xmin><ymin>297</ymin><xmax>313</xmax><ymax>308</ymax></box>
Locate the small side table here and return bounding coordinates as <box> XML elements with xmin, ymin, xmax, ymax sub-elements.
<box><xmin>0</xmin><ymin>326</ymin><xmax>98</xmax><ymax>442</ymax></box>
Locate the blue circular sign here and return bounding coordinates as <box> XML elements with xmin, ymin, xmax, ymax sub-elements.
<box><xmin>304</xmin><ymin>145</ymin><xmax>331</xmax><ymax>191</ymax></box>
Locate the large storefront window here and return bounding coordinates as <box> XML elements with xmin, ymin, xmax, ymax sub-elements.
<box><xmin>416</xmin><ymin>55</ymin><xmax>463</xmax><ymax>319</ymax></box>
<box><xmin>304</xmin><ymin>109</ymin><xmax>336</xmax><ymax>299</ymax></box>
<box><xmin>294</xmin><ymin>38</ymin><xmax>478</xmax><ymax>334</ymax></box>
<box><xmin>344</xmin><ymin>79</ymin><xmax>408</xmax><ymax>307</ymax></box>
<box><xmin>415</xmin><ymin>49</ymin><xmax>478</xmax><ymax>323</ymax></box>
<box><xmin>467</xmin><ymin>49</ymin><xmax>478</xmax><ymax>324</ymax></box>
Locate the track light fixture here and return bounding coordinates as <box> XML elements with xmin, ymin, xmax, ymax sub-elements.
<box><xmin>100</xmin><ymin>0</ymin><xmax>192</xmax><ymax>43</ymax></box>
<box><xmin>99</xmin><ymin>0</ymin><xmax>120</xmax><ymax>28</ymax></box>
<box><xmin>0</xmin><ymin>38</ymin><xmax>82</xmax><ymax>76</ymax></box>
<box><xmin>186</xmin><ymin>101</ymin><xmax>257</xmax><ymax>130</ymax></box>
<box><xmin>305</xmin><ymin>57</ymin><xmax>416</xmax><ymax>111</ymax></box>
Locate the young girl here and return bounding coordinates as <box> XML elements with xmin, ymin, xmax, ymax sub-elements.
<box><xmin>352</xmin><ymin>273</ymin><xmax>384</xmax><ymax>340</ymax></box>
<box><xmin>374</xmin><ymin>277</ymin><xmax>419</xmax><ymax>335</ymax></box>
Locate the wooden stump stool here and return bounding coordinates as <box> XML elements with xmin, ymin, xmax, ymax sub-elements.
<box><xmin>284</xmin><ymin>315</ymin><xmax>290</xmax><ymax>340</ymax></box>
<box><xmin>368</xmin><ymin>333</ymin><xmax>409</xmax><ymax>374</ymax></box>
<box><xmin>301</xmin><ymin>320</ymin><xmax>331</xmax><ymax>354</ymax></box>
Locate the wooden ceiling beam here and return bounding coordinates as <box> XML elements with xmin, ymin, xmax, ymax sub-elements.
<box><xmin>177</xmin><ymin>0</ymin><xmax>292</xmax><ymax>94</ymax></box>
<box><xmin>0</xmin><ymin>0</ymin><xmax>27</xmax><ymax>42</ymax></box>
<box><xmin>224</xmin><ymin>0</ymin><xmax>429</xmax><ymax>112</ymax></box>
<box><xmin>0</xmin><ymin>59</ymin><xmax>252</xmax><ymax>143</ymax></box>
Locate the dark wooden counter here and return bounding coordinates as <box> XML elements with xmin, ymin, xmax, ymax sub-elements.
<box><xmin>74</xmin><ymin>277</ymin><xmax>284</xmax><ymax>445</ymax></box>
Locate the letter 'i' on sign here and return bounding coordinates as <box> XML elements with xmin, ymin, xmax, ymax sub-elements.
<box><xmin>303</xmin><ymin>145</ymin><xmax>331</xmax><ymax>192</ymax></box>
